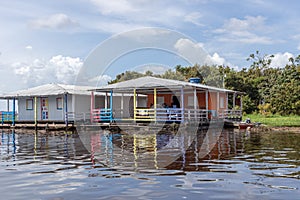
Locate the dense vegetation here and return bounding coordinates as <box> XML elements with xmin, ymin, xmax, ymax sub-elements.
<box><xmin>109</xmin><ymin>51</ymin><xmax>300</xmax><ymax>116</ymax></box>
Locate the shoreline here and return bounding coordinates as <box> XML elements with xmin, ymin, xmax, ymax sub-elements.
<box><xmin>269</xmin><ymin>126</ymin><xmax>300</xmax><ymax>133</ymax></box>
<box><xmin>251</xmin><ymin>125</ymin><xmax>300</xmax><ymax>133</ymax></box>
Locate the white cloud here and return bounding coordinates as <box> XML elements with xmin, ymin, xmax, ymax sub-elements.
<box><xmin>88</xmin><ymin>75</ymin><xmax>112</xmax><ymax>86</ymax></box>
<box><xmin>206</xmin><ymin>53</ymin><xmax>226</xmax><ymax>65</ymax></box>
<box><xmin>269</xmin><ymin>52</ymin><xmax>294</xmax><ymax>68</ymax></box>
<box><xmin>90</xmin><ymin>0</ymin><xmax>136</xmax><ymax>15</ymax></box>
<box><xmin>222</xmin><ymin>16</ymin><xmax>266</xmax><ymax>31</ymax></box>
<box><xmin>25</xmin><ymin>45</ymin><xmax>33</xmax><ymax>50</ymax></box>
<box><xmin>174</xmin><ymin>38</ymin><xmax>209</xmax><ymax>65</ymax></box>
<box><xmin>93</xmin><ymin>20</ymin><xmax>145</xmax><ymax>34</ymax></box>
<box><xmin>49</xmin><ymin>55</ymin><xmax>82</xmax><ymax>83</ymax></box>
<box><xmin>88</xmin><ymin>0</ymin><xmax>200</xmax><ymax>33</ymax></box>
<box><xmin>134</xmin><ymin>64</ymin><xmax>170</xmax><ymax>74</ymax></box>
<box><xmin>174</xmin><ymin>38</ymin><xmax>231</xmax><ymax>66</ymax></box>
<box><xmin>215</xmin><ymin>16</ymin><xmax>273</xmax><ymax>44</ymax></box>
<box><xmin>13</xmin><ymin>55</ymin><xmax>83</xmax><ymax>87</ymax></box>
<box><xmin>29</xmin><ymin>13</ymin><xmax>79</xmax><ymax>30</ymax></box>
<box><xmin>184</xmin><ymin>12</ymin><xmax>203</xmax><ymax>26</ymax></box>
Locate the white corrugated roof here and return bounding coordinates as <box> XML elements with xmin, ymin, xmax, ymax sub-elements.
<box><xmin>0</xmin><ymin>83</ymin><xmax>147</xmax><ymax>99</ymax></box>
<box><xmin>0</xmin><ymin>83</ymin><xmax>94</xmax><ymax>98</ymax></box>
<box><xmin>0</xmin><ymin>77</ymin><xmax>241</xmax><ymax>99</ymax></box>
<box><xmin>92</xmin><ymin>76</ymin><xmax>240</xmax><ymax>93</ymax></box>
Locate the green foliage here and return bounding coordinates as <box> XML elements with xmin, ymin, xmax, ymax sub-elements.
<box><xmin>108</xmin><ymin>71</ymin><xmax>145</xmax><ymax>84</ymax></box>
<box><xmin>242</xmin><ymin>95</ymin><xmax>256</xmax><ymax>114</ymax></box>
<box><xmin>258</xmin><ymin>103</ymin><xmax>272</xmax><ymax>117</ymax></box>
<box><xmin>160</xmin><ymin>69</ymin><xmax>185</xmax><ymax>80</ymax></box>
<box><xmin>226</xmin><ymin>51</ymin><xmax>300</xmax><ymax>115</ymax></box>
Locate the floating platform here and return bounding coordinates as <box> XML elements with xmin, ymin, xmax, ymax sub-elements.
<box><xmin>1</xmin><ymin>118</ymin><xmax>241</xmax><ymax>132</ymax></box>
<box><xmin>0</xmin><ymin>121</ymin><xmax>75</xmax><ymax>131</ymax></box>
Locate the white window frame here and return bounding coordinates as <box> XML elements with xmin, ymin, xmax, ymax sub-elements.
<box><xmin>220</xmin><ymin>96</ymin><xmax>225</xmax><ymax>108</ymax></box>
<box><xmin>26</xmin><ymin>99</ymin><xmax>33</xmax><ymax>110</ymax></box>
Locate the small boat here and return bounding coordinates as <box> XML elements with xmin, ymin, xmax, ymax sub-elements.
<box><xmin>239</xmin><ymin>122</ymin><xmax>254</xmax><ymax>129</ymax></box>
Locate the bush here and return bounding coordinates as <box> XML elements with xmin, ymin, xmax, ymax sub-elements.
<box><xmin>258</xmin><ymin>103</ymin><xmax>272</xmax><ymax>117</ymax></box>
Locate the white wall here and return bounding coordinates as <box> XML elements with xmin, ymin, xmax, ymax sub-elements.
<box><xmin>16</xmin><ymin>94</ymin><xmax>147</xmax><ymax>121</ymax></box>
<box><xmin>18</xmin><ymin>97</ymin><xmax>35</xmax><ymax>121</ymax></box>
<box><xmin>48</xmin><ymin>95</ymin><xmax>64</xmax><ymax>120</ymax></box>
<box><xmin>111</xmin><ymin>96</ymin><xmax>147</xmax><ymax>119</ymax></box>
<box><xmin>73</xmin><ymin>94</ymin><xmax>92</xmax><ymax>114</ymax></box>
<box><xmin>17</xmin><ymin>94</ymin><xmax>92</xmax><ymax>121</ymax></box>
<box><xmin>18</xmin><ymin>96</ymin><xmax>64</xmax><ymax>121</ymax></box>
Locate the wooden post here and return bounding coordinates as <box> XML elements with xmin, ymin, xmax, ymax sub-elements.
<box><xmin>121</xmin><ymin>93</ymin><xmax>124</xmax><ymax>118</ymax></box>
<box><xmin>240</xmin><ymin>94</ymin><xmax>243</xmax><ymax>111</ymax></box>
<box><xmin>193</xmin><ymin>87</ymin><xmax>197</xmax><ymax>120</ymax></box>
<box><xmin>205</xmin><ymin>90</ymin><xmax>208</xmax><ymax>119</ymax></box>
<box><xmin>226</xmin><ymin>93</ymin><xmax>228</xmax><ymax>110</ymax></box>
<box><xmin>7</xmin><ymin>99</ymin><xmax>9</xmax><ymax>112</ymax></box>
<box><xmin>181</xmin><ymin>87</ymin><xmax>184</xmax><ymax>122</ymax></box>
<box><xmin>34</xmin><ymin>97</ymin><xmax>37</xmax><ymax>128</ymax></box>
<box><xmin>217</xmin><ymin>92</ymin><xmax>219</xmax><ymax>118</ymax></box>
<box><xmin>233</xmin><ymin>93</ymin><xmax>236</xmax><ymax>108</ymax></box>
<box><xmin>64</xmin><ymin>93</ymin><xmax>68</xmax><ymax>127</ymax></box>
<box><xmin>154</xmin><ymin>88</ymin><xmax>157</xmax><ymax>122</ymax></box>
<box><xmin>90</xmin><ymin>91</ymin><xmax>94</xmax><ymax>122</ymax></box>
<box><xmin>110</xmin><ymin>90</ymin><xmax>113</xmax><ymax>122</ymax></box>
<box><xmin>1</xmin><ymin>108</ymin><xmax>3</xmax><ymax>125</ymax></box>
<box><xmin>105</xmin><ymin>92</ymin><xmax>107</xmax><ymax>109</ymax></box>
<box><xmin>133</xmin><ymin>88</ymin><xmax>136</xmax><ymax>121</ymax></box>
<box><xmin>12</xmin><ymin>98</ymin><xmax>15</xmax><ymax>126</ymax></box>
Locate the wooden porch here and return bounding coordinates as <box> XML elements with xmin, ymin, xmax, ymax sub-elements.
<box><xmin>88</xmin><ymin>77</ymin><xmax>243</xmax><ymax>125</ymax></box>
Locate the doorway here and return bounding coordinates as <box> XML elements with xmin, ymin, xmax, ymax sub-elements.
<box><xmin>41</xmin><ymin>97</ymin><xmax>49</xmax><ymax>120</ymax></box>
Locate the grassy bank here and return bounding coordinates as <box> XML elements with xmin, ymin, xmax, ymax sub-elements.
<box><xmin>243</xmin><ymin>114</ymin><xmax>300</xmax><ymax>127</ymax></box>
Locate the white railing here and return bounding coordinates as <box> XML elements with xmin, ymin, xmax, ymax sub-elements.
<box><xmin>67</xmin><ymin>109</ymin><xmax>243</xmax><ymax>123</ymax></box>
<box><xmin>184</xmin><ymin>109</ymin><xmax>208</xmax><ymax>121</ymax></box>
<box><xmin>66</xmin><ymin>112</ymin><xmax>91</xmax><ymax>122</ymax></box>
<box><xmin>218</xmin><ymin>110</ymin><xmax>242</xmax><ymax>119</ymax></box>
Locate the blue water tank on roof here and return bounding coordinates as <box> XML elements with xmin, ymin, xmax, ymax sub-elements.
<box><xmin>189</xmin><ymin>77</ymin><xmax>201</xmax><ymax>84</ymax></box>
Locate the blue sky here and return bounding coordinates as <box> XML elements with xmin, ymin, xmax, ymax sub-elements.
<box><xmin>0</xmin><ymin>0</ymin><xmax>300</xmax><ymax>94</ymax></box>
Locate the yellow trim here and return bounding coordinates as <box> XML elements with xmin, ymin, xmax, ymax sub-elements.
<box><xmin>133</xmin><ymin>88</ymin><xmax>136</xmax><ymax>120</ymax></box>
<box><xmin>133</xmin><ymin>134</ymin><xmax>138</xmax><ymax>168</ymax></box>
<box><xmin>34</xmin><ymin>132</ymin><xmax>37</xmax><ymax>159</ymax></box>
<box><xmin>154</xmin><ymin>88</ymin><xmax>157</xmax><ymax>122</ymax></box>
<box><xmin>154</xmin><ymin>134</ymin><xmax>158</xmax><ymax>169</ymax></box>
<box><xmin>34</xmin><ymin>97</ymin><xmax>37</xmax><ymax>125</ymax></box>
<box><xmin>134</xmin><ymin>108</ymin><xmax>155</xmax><ymax>121</ymax></box>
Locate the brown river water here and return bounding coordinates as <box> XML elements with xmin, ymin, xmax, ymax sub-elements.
<box><xmin>0</xmin><ymin>128</ymin><xmax>299</xmax><ymax>200</ymax></box>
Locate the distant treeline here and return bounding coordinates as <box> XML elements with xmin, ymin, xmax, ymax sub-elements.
<box><xmin>109</xmin><ymin>51</ymin><xmax>300</xmax><ymax>115</ymax></box>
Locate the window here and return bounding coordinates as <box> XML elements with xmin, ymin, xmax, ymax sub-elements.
<box><xmin>220</xmin><ymin>96</ymin><xmax>225</xmax><ymax>108</ymax></box>
<box><xmin>26</xmin><ymin>99</ymin><xmax>33</xmax><ymax>110</ymax></box>
<box><xmin>187</xmin><ymin>96</ymin><xmax>194</xmax><ymax>107</ymax></box>
<box><xmin>56</xmin><ymin>97</ymin><xmax>63</xmax><ymax>110</ymax></box>
<box><xmin>157</xmin><ymin>96</ymin><xmax>164</xmax><ymax>106</ymax></box>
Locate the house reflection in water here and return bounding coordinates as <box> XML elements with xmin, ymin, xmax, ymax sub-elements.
<box><xmin>88</xmin><ymin>128</ymin><xmax>246</xmax><ymax>171</ymax></box>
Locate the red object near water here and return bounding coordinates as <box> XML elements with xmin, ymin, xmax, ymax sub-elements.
<box><xmin>239</xmin><ymin>122</ymin><xmax>254</xmax><ymax>129</ymax></box>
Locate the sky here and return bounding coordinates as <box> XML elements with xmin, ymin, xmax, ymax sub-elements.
<box><xmin>0</xmin><ymin>0</ymin><xmax>300</xmax><ymax>96</ymax></box>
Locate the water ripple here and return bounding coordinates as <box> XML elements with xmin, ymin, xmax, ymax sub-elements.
<box><xmin>0</xmin><ymin>129</ymin><xmax>299</xmax><ymax>200</ymax></box>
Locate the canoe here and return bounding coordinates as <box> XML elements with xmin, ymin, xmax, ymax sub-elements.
<box><xmin>239</xmin><ymin>122</ymin><xmax>254</xmax><ymax>129</ymax></box>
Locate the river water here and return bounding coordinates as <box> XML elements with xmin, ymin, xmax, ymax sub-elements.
<box><xmin>0</xmin><ymin>128</ymin><xmax>299</xmax><ymax>200</ymax></box>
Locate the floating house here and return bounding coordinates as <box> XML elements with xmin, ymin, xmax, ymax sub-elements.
<box><xmin>90</xmin><ymin>76</ymin><xmax>243</xmax><ymax>124</ymax></box>
<box><xmin>0</xmin><ymin>77</ymin><xmax>243</xmax><ymax>129</ymax></box>
<box><xmin>0</xmin><ymin>83</ymin><xmax>147</xmax><ymax>128</ymax></box>
<box><xmin>0</xmin><ymin>84</ymin><xmax>96</xmax><ymax>126</ymax></box>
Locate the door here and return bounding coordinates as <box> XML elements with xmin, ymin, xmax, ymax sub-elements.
<box><xmin>41</xmin><ymin>97</ymin><xmax>49</xmax><ymax>120</ymax></box>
